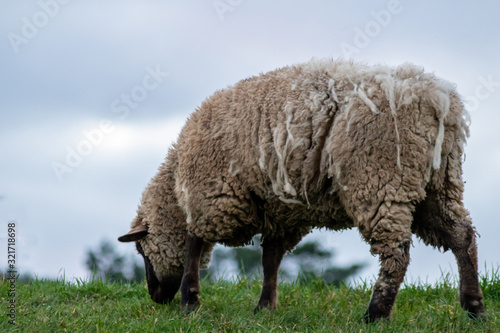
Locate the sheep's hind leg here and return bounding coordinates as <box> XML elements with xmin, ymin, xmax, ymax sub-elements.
<box><xmin>254</xmin><ymin>236</ymin><xmax>287</xmax><ymax>313</ymax></box>
<box><xmin>412</xmin><ymin>193</ymin><xmax>485</xmax><ymax>318</ymax></box>
<box><xmin>180</xmin><ymin>234</ymin><xmax>206</xmax><ymax>313</ymax></box>
<box><xmin>451</xmin><ymin>225</ymin><xmax>485</xmax><ymax>318</ymax></box>
<box><xmin>363</xmin><ymin>202</ymin><xmax>413</xmax><ymax>322</ymax></box>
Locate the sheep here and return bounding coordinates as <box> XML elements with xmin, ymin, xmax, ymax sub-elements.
<box><xmin>118</xmin><ymin>59</ymin><xmax>485</xmax><ymax>321</ymax></box>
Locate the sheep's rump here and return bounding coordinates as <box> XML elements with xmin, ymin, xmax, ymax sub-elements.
<box><xmin>174</xmin><ymin>59</ymin><xmax>469</xmax><ymax>246</ymax></box>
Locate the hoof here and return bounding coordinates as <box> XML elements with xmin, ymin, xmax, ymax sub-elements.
<box><xmin>181</xmin><ymin>301</ymin><xmax>200</xmax><ymax>314</ymax></box>
<box><xmin>181</xmin><ymin>286</ymin><xmax>200</xmax><ymax>314</ymax></box>
<box><xmin>254</xmin><ymin>300</ymin><xmax>275</xmax><ymax>314</ymax></box>
<box><xmin>363</xmin><ymin>306</ymin><xmax>390</xmax><ymax>323</ymax></box>
<box><xmin>363</xmin><ymin>310</ymin><xmax>377</xmax><ymax>324</ymax></box>
<box><xmin>253</xmin><ymin>303</ymin><xmax>266</xmax><ymax>314</ymax></box>
<box><xmin>462</xmin><ymin>295</ymin><xmax>485</xmax><ymax>320</ymax></box>
<box><xmin>468</xmin><ymin>311</ymin><xmax>486</xmax><ymax>321</ymax></box>
<box><xmin>467</xmin><ymin>304</ymin><xmax>486</xmax><ymax>321</ymax></box>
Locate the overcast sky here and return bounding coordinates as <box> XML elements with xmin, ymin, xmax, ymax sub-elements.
<box><xmin>0</xmin><ymin>0</ymin><xmax>498</xmax><ymax>284</ymax></box>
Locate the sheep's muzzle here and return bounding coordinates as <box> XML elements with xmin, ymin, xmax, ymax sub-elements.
<box><xmin>148</xmin><ymin>272</ymin><xmax>183</xmax><ymax>304</ymax></box>
<box><xmin>133</xmin><ymin>241</ymin><xmax>183</xmax><ymax>303</ymax></box>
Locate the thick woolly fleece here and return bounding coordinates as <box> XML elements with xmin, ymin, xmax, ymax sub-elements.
<box><xmin>130</xmin><ymin>147</ymin><xmax>213</xmax><ymax>279</ymax></box>
<box><xmin>133</xmin><ymin>59</ymin><xmax>471</xmax><ymax>280</ymax></box>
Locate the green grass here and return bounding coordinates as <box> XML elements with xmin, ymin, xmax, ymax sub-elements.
<box><xmin>1</xmin><ymin>269</ymin><xmax>499</xmax><ymax>332</ymax></box>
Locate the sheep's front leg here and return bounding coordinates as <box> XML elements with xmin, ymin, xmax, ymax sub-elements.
<box><xmin>180</xmin><ymin>234</ymin><xmax>205</xmax><ymax>313</ymax></box>
<box><xmin>254</xmin><ymin>237</ymin><xmax>286</xmax><ymax>313</ymax></box>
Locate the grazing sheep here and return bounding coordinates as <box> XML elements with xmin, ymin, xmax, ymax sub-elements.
<box><xmin>119</xmin><ymin>59</ymin><xmax>485</xmax><ymax>321</ymax></box>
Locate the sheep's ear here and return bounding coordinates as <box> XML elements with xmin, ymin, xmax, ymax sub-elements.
<box><xmin>118</xmin><ymin>224</ymin><xmax>149</xmax><ymax>242</ymax></box>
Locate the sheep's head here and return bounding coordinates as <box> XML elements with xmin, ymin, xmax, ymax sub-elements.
<box><xmin>118</xmin><ymin>223</ymin><xmax>185</xmax><ymax>304</ymax></box>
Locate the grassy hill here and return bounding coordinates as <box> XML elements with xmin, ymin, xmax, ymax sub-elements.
<box><xmin>1</xmin><ymin>270</ymin><xmax>499</xmax><ymax>332</ymax></box>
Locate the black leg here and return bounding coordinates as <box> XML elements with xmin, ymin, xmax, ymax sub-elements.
<box><xmin>180</xmin><ymin>234</ymin><xmax>205</xmax><ymax>313</ymax></box>
<box><xmin>412</xmin><ymin>194</ymin><xmax>485</xmax><ymax>319</ymax></box>
<box><xmin>361</xmin><ymin>202</ymin><xmax>413</xmax><ymax>322</ymax></box>
<box><xmin>364</xmin><ymin>241</ymin><xmax>410</xmax><ymax>322</ymax></box>
<box><xmin>254</xmin><ymin>237</ymin><xmax>286</xmax><ymax>313</ymax></box>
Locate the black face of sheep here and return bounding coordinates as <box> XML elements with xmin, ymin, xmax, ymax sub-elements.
<box><xmin>118</xmin><ymin>225</ymin><xmax>183</xmax><ymax>304</ymax></box>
